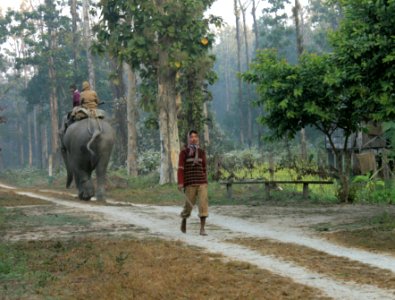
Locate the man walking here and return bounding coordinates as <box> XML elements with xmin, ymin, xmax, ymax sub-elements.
<box><xmin>178</xmin><ymin>130</ymin><xmax>208</xmax><ymax>236</ymax></box>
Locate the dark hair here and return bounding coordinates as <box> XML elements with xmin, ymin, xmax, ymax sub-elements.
<box><xmin>69</xmin><ymin>83</ymin><xmax>77</xmax><ymax>90</ymax></box>
<box><xmin>188</xmin><ymin>130</ymin><xmax>198</xmax><ymax>136</ymax></box>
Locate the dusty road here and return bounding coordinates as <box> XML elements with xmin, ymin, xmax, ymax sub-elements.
<box><xmin>1</xmin><ymin>183</ymin><xmax>395</xmax><ymax>300</ymax></box>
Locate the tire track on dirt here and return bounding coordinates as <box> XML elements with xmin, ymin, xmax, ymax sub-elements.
<box><xmin>2</xmin><ymin>185</ymin><xmax>394</xmax><ymax>300</ymax></box>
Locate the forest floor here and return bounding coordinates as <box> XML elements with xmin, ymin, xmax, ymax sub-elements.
<box><xmin>1</xmin><ymin>182</ymin><xmax>395</xmax><ymax>299</ymax></box>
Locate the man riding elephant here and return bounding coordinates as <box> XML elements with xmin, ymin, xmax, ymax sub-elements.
<box><xmin>64</xmin><ymin>81</ymin><xmax>100</xmax><ymax>130</ymax></box>
<box><xmin>80</xmin><ymin>81</ymin><xmax>99</xmax><ymax>110</ymax></box>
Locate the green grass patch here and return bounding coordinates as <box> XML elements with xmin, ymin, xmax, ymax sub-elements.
<box><xmin>314</xmin><ymin>211</ymin><xmax>395</xmax><ymax>232</ymax></box>
<box><xmin>319</xmin><ymin>212</ymin><xmax>395</xmax><ymax>255</ymax></box>
<box><xmin>0</xmin><ymin>206</ymin><xmax>91</xmax><ymax>232</ymax></box>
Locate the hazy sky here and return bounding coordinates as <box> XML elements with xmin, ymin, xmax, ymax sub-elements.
<box><xmin>0</xmin><ymin>0</ymin><xmax>306</xmax><ymax>28</ymax></box>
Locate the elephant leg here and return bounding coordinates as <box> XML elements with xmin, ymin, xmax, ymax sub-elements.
<box><xmin>75</xmin><ymin>170</ymin><xmax>94</xmax><ymax>201</ymax></box>
<box><xmin>64</xmin><ymin>152</ymin><xmax>74</xmax><ymax>188</ymax></box>
<box><xmin>95</xmin><ymin>155</ymin><xmax>110</xmax><ymax>201</ymax></box>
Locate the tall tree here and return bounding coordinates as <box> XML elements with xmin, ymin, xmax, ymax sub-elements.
<box><xmin>82</xmin><ymin>0</ymin><xmax>95</xmax><ymax>88</ymax></box>
<box><xmin>251</xmin><ymin>0</ymin><xmax>260</xmax><ymax>51</ymax></box>
<box><xmin>96</xmin><ymin>0</ymin><xmax>221</xmax><ymax>184</ymax></box>
<box><xmin>123</xmin><ymin>62</ymin><xmax>139</xmax><ymax>177</ymax></box>
<box><xmin>70</xmin><ymin>0</ymin><xmax>79</xmax><ymax>77</ymax></box>
<box><xmin>44</xmin><ymin>0</ymin><xmax>61</xmax><ymax>173</ymax></box>
<box><xmin>234</xmin><ymin>0</ymin><xmax>245</xmax><ymax>145</ymax></box>
<box><xmin>293</xmin><ymin>0</ymin><xmax>307</xmax><ymax>160</ymax></box>
<box><xmin>238</xmin><ymin>0</ymin><xmax>253</xmax><ymax>147</ymax></box>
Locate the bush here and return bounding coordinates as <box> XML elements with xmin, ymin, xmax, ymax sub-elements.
<box><xmin>138</xmin><ymin>150</ymin><xmax>160</xmax><ymax>175</ymax></box>
<box><xmin>352</xmin><ymin>175</ymin><xmax>395</xmax><ymax>203</ymax></box>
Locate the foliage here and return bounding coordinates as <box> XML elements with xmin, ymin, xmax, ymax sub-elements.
<box><xmin>258</xmin><ymin>0</ymin><xmax>296</xmax><ymax>62</ymax></box>
<box><xmin>352</xmin><ymin>175</ymin><xmax>395</xmax><ymax>204</ymax></box>
<box><xmin>137</xmin><ymin>150</ymin><xmax>161</xmax><ymax>175</ymax></box>
<box><xmin>330</xmin><ymin>0</ymin><xmax>395</xmax><ymax>121</ymax></box>
<box><xmin>304</xmin><ymin>0</ymin><xmax>342</xmax><ymax>53</ymax></box>
<box><xmin>0</xmin><ymin>167</ymin><xmax>58</xmax><ymax>187</ymax></box>
<box><xmin>95</xmin><ymin>0</ymin><xmax>221</xmax><ymax>126</ymax></box>
<box><xmin>242</xmin><ymin>40</ymin><xmax>394</xmax><ymax>202</ymax></box>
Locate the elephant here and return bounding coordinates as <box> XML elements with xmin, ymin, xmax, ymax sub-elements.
<box><xmin>60</xmin><ymin>117</ymin><xmax>115</xmax><ymax>201</ymax></box>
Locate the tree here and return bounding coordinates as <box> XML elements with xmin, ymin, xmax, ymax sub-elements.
<box><xmin>243</xmin><ymin>44</ymin><xmax>393</xmax><ymax>202</ymax></box>
<box><xmin>82</xmin><ymin>0</ymin><xmax>95</xmax><ymax>88</ymax></box>
<box><xmin>293</xmin><ymin>0</ymin><xmax>307</xmax><ymax>160</ymax></box>
<box><xmin>69</xmin><ymin>0</ymin><xmax>79</xmax><ymax>77</ymax></box>
<box><xmin>96</xmin><ymin>0</ymin><xmax>221</xmax><ymax>184</ymax></box>
<box><xmin>123</xmin><ymin>62</ymin><xmax>139</xmax><ymax>177</ymax></box>
<box><xmin>330</xmin><ymin>0</ymin><xmax>395</xmax><ymax>120</ymax></box>
<box><xmin>233</xmin><ymin>0</ymin><xmax>245</xmax><ymax>145</ymax></box>
<box><xmin>304</xmin><ymin>0</ymin><xmax>342</xmax><ymax>53</ymax></box>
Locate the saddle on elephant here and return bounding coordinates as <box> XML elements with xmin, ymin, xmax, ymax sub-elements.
<box><xmin>71</xmin><ymin>106</ymin><xmax>106</xmax><ymax>121</ymax></box>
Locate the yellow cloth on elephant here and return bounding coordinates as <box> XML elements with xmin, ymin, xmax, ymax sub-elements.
<box><xmin>80</xmin><ymin>81</ymin><xmax>99</xmax><ymax>110</ymax></box>
<box><xmin>71</xmin><ymin>107</ymin><xmax>105</xmax><ymax>120</ymax></box>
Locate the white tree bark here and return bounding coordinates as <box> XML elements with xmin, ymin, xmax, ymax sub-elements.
<box><xmin>70</xmin><ymin>0</ymin><xmax>79</xmax><ymax>73</ymax></box>
<box><xmin>48</xmin><ymin>29</ymin><xmax>60</xmax><ymax>173</ymax></box>
<box><xmin>234</xmin><ymin>0</ymin><xmax>245</xmax><ymax>145</ymax></box>
<box><xmin>293</xmin><ymin>0</ymin><xmax>308</xmax><ymax>160</ymax></box>
<box><xmin>82</xmin><ymin>0</ymin><xmax>95</xmax><ymax>89</ymax></box>
<box><xmin>123</xmin><ymin>62</ymin><xmax>139</xmax><ymax>177</ymax></box>
<box><xmin>41</xmin><ymin>123</ymin><xmax>48</xmax><ymax>169</ymax></box>
<box><xmin>158</xmin><ymin>48</ymin><xmax>180</xmax><ymax>184</ymax></box>
<box><xmin>33</xmin><ymin>105</ymin><xmax>39</xmax><ymax>167</ymax></box>
<box><xmin>28</xmin><ymin>113</ymin><xmax>33</xmax><ymax>167</ymax></box>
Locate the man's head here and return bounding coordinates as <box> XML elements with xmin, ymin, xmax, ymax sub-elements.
<box><xmin>69</xmin><ymin>84</ymin><xmax>77</xmax><ymax>93</ymax></box>
<box><xmin>82</xmin><ymin>81</ymin><xmax>90</xmax><ymax>91</ymax></box>
<box><xmin>188</xmin><ymin>130</ymin><xmax>199</xmax><ymax>145</ymax></box>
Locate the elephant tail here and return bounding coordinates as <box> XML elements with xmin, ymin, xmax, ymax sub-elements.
<box><xmin>87</xmin><ymin>129</ymin><xmax>101</xmax><ymax>157</ymax></box>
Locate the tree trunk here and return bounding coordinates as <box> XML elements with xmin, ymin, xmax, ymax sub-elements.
<box><xmin>158</xmin><ymin>48</ymin><xmax>180</xmax><ymax>184</ymax></box>
<box><xmin>41</xmin><ymin>123</ymin><xmax>48</xmax><ymax>169</ymax></box>
<box><xmin>28</xmin><ymin>113</ymin><xmax>33</xmax><ymax>167</ymax></box>
<box><xmin>123</xmin><ymin>62</ymin><xmax>139</xmax><ymax>177</ymax></box>
<box><xmin>33</xmin><ymin>105</ymin><xmax>39</xmax><ymax>167</ymax></box>
<box><xmin>82</xmin><ymin>0</ymin><xmax>95</xmax><ymax>88</ymax></box>
<box><xmin>48</xmin><ymin>29</ymin><xmax>60</xmax><ymax>174</ymax></box>
<box><xmin>70</xmin><ymin>0</ymin><xmax>79</xmax><ymax>77</ymax></box>
<box><xmin>251</xmin><ymin>0</ymin><xmax>259</xmax><ymax>51</ymax></box>
<box><xmin>293</xmin><ymin>0</ymin><xmax>308</xmax><ymax>160</ymax></box>
<box><xmin>234</xmin><ymin>0</ymin><xmax>245</xmax><ymax>145</ymax></box>
<box><xmin>18</xmin><ymin>121</ymin><xmax>24</xmax><ymax>167</ymax></box>
<box><xmin>110</xmin><ymin>58</ymin><xmax>127</xmax><ymax>167</ymax></box>
<box><xmin>239</xmin><ymin>0</ymin><xmax>253</xmax><ymax>147</ymax></box>
<box><xmin>327</xmin><ymin>132</ymin><xmax>352</xmax><ymax>203</ymax></box>
<box><xmin>252</xmin><ymin>0</ymin><xmax>264</xmax><ymax>149</ymax></box>
<box><xmin>203</xmin><ymin>102</ymin><xmax>210</xmax><ymax>146</ymax></box>
<box><xmin>335</xmin><ymin>150</ymin><xmax>351</xmax><ymax>203</ymax></box>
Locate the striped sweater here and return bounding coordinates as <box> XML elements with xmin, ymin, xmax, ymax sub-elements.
<box><xmin>177</xmin><ymin>147</ymin><xmax>208</xmax><ymax>187</ymax></box>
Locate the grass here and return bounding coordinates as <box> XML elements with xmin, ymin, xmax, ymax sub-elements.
<box><xmin>0</xmin><ymin>237</ymin><xmax>327</xmax><ymax>299</ymax></box>
<box><xmin>229</xmin><ymin>237</ymin><xmax>395</xmax><ymax>290</ymax></box>
<box><xmin>314</xmin><ymin>212</ymin><xmax>395</xmax><ymax>255</ymax></box>
<box><xmin>0</xmin><ymin>190</ymin><xmax>50</xmax><ymax>206</ymax></box>
<box><xmin>0</xmin><ymin>207</ymin><xmax>91</xmax><ymax>230</ymax></box>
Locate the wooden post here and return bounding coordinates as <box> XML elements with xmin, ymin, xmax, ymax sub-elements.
<box><xmin>226</xmin><ymin>183</ymin><xmax>233</xmax><ymax>199</ymax></box>
<box><xmin>265</xmin><ymin>182</ymin><xmax>271</xmax><ymax>199</ymax></box>
<box><xmin>303</xmin><ymin>183</ymin><xmax>309</xmax><ymax>199</ymax></box>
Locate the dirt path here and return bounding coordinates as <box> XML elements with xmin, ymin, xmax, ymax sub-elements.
<box><xmin>2</xmin><ymin>183</ymin><xmax>395</xmax><ymax>300</ymax></box>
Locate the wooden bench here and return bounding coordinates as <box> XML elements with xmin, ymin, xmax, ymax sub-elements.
<box><xmin>219</xmin><ymin>180</ymin><xmax>334</xmax><ymax>199</ymax></box>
